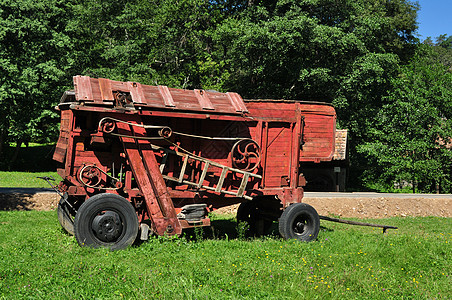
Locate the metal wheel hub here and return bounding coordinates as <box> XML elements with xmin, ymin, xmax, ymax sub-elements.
<box><xmin>294</xmin><ymin>221</ymin><xmax>305</xmax><ymax>234</ymax></box>
<box><xmin>293</xmin><ymin>215</ymin><xmax>310</xmax><ymax>235</ymax></box>
<box><xmin>92</xmin><ymin>211</ymin><xmax>123</xmax><ymax>242</ymax></box>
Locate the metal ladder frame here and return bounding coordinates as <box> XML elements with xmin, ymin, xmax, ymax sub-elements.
<box><xmin>151</xmin><ymin>144</ymin><xmax>261</xmax><ymax>200</ymax></box>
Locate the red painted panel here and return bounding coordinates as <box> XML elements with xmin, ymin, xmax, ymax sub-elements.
<box><xmin>53</xmin><ymin>110</ymin><xmax>73</xmax><ymax>163</ymax></box>
<box><xmin>73</xmin><ymin>76</ymin><xmax>93</xmax><ymax>101</ymax></box>
<box><xmin>245</xmin><ymin>100</ymin><xmax>336</xmax><ymax>162</ymax></box>
<box><xmin>300</xmin><ymin>112</ymin><xmax>335</xmax><ymax>161</ymax></box>
<box><xmin>261</xmin><ymin>123</ymin><xmax>292</xmax><ymax>187</ymax></box>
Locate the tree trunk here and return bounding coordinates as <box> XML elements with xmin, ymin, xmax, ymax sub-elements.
<box><xmin>0</xmin><ymin>130</ymin><xmax>3</xmax><ymax>159</ymax></box>
<box><xmin>9</xmin><ymin>139</ymin><xmax>22</xmax><ymax>170</ymax></box>
<box><xmin>0</xmin><ymin>126</ymin><xmax>10</xmax><ymax>165</ymax></box>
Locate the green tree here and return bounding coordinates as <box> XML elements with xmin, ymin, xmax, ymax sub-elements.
<box><xmin>211</xmin><ymin>0</ymin><xmax>418</xmax><ymax>99</ymax></box>
<box><xmin>0</xmin><ymin>0</ymin><xmax>431</xmax><ymax>192</ymax></box>
<box><xmin>422</xmin><ymin>35</ymin><xmax>452</xmax><ymax>69</ymax></box>
<box><xmin>435</xmin><ymin>34</ymin><xmax>452</xmax><ymax>48</ymax></box>
<box><xmin>67</xmin><ymin>0</ymin><xmax>224</xmax><ymax>89</ymax></box>
<box><xmin>358</xmin><ymin>45</ymin><xmax>452</xmax><ymax>193</ymax></box>
<box><xmin>0</xmin><ymin>0</ymin><xmax>74</xmax><ymax>168</ymax></box>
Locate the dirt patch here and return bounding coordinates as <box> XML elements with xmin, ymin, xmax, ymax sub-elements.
<box><xmin>0</xmin><ymin>193</ymin><xmax>59</xmax><ymax>211</ymax></box>
<box><xmin>214</xmin><ymin>196</ymin><xmax>452</xmax><ymax>218</ymax></box>
<box><xmin>1</xmin><ymin>192</ymin><xmax>450</xmax><ymax>219</ymax></box>
<box><xmin>302</xmin><ymin>197</ymin><xmax>451</xmax><ymax>218</ymax></box>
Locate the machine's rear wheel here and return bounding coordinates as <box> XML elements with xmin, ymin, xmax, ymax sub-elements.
<box><xmin>237</xmin><ymin>201</ymin><xmax>272</xmax><ymax>236</ymax></box>
<box><xmin>278</xmin><ymin>203</ymin><xmax>320</xmax><ymax>242</ymax></box>
<box><xmin>74</xmin><ymin>193</ymin><xmax>138</xmax><ymax>250</ymax></box>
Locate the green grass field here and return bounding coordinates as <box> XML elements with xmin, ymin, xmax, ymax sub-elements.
<box><xmin>0</xmin><ymin>211</ymin><xmax>450</xmax><ymax>299</ymax></box>
<box><xmin>0</xmin><ymin>142</ymin><xmax>59</xmax><ymax>188</ymax></box>
<box><xmin>0</xmin><ymin>172</ymin><xmax>61</xmax><ymax>188</ymax></box>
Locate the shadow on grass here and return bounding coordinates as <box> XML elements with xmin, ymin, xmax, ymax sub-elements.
<box><xmin>178</xmin><ymin>220</ymin><xmax>337</xmax><ymax>243</ymax></box>
<box><xmin>0</xmin><ymin>193</ymin><xmax>34</xmax><ymax>211</ymax></box>
<box><xmin>320</xmin><ymin>225</ymin><xmax>334</xmax><ymax>232</ymax></box>
<box><xmin>180</xmin><ymin>219</ymin><xmax>284</xmax><ymax>242</ymax></box>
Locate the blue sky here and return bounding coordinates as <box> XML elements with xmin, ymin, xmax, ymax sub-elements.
<box><xmin>416</xmin><ymin>0</ymin><xmax>452</xmax><ymax>41</ymax></box>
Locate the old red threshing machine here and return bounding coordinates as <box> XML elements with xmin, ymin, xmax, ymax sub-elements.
<box><xmin>51</xmin><ymin>76</ymin><xmax>393</xmax><ymax>250</ymax></box>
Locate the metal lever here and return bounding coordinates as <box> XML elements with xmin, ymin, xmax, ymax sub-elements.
<box><xmin>37</xmin><ymin>176</ymin><xmax>63</xmax><ymax>197</ymax></box>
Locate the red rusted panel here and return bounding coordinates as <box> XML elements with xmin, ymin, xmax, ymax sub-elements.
<box><xmin>260</xmin><ymin>123</ymin><xmax>292</xmax><ymax>187</ymax></box>
<box><xmin>98</xmin><ymin>78</ymin><xmax>114</xmax><ymax>101</ymax></box>
<box><xmin>128</xmin><ymin>81</ymin><xmax>145</xmax><ymax>104</ymax></box>
<box><xmin>290</xmin><ymin>103</ymin><xmax>303</xmax><ymax>188</ymax></box>
<box><xmin>53</xmin><ymin>110</ymin><xmax>72</xmax><ymax>163</ymax></box>
<box><xmin>245</xmin><ymin>100</ymin><xmax>336</xmax><ymax>162</ymax></box>
<box><xmin>227</xmin><ymin>92</ymin><xmax>248</xmax><ymax>112</ymax></box>
<box><xmin>300</xmin><ymin>112</ymin><xmax>335</xmax><ymax>162</ymax></box>
<box><xmin>109</xmin><ymin>80</ymin><xmax>130</xmax><ymax>95</ymax></box>
<box><xmin>244</xmin><ymin>101</ymin><xmax>298</xmax><ymax>122</ymax></box>
<box><xmin>74</xmin><ymin>76</ymin><xmax>93</xmax><ymax>101</ymax></box>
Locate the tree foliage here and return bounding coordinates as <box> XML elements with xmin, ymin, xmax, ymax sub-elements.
<box><xmin>358</xmin><ymin>45</ymin><xmax>452</xmax><ymax>192</ymax></box>
<box><xmin>66</xmin><ymin>0</ymin><xmax>223</xmax><ymax>88</ymax></box>
<box><xmin>212</xmin><ymin>0</ymin><xmax>418</xmax><ymax>100</ymax></box>
<box><xmin>0</xmin><ymin>0</ymin><xmax>74</xmax><ymax>168</ymax></box>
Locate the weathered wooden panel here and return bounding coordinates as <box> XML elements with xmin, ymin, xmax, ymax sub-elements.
<box><xmin>53</xmin><ymin>110</ymin><xmax>73</xmax><ymax>163</ymax></box>
<box><xmin>245</xmin><ymin>100</ymin><xmax>336</xmax><ymax>162</ymax></box>
<box><xmin>71</xmin><ymin>76</ymin><xmax>248</xmax><ymax>115</ymax></box>
<box><xmin>300</xmin><ymin>112</ymin><xmax>335</xmax><ymax>161</ymax></box>
<box><xmin>262</xmin><ymin>123</ymin><xmax>292</xmax><ymax>187</ymax></box>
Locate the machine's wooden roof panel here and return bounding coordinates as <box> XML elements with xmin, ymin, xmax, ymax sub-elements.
<box><xmin>73</xmin><ymin>76</ymin><xmax>248</xmax><ymax>114</ymax></box>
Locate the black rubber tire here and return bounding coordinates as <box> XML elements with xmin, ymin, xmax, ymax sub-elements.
<box><xmin>237</xmin><ymin>201</ymin><xmax>272</xmax><ymax>236</ymax></box>
<box><xmin>57</xmin><ymin>200</ymin><xmax>75</xmax><ymax>236</ymax></box>
<box><xmin>74</xmin><ymin>193</ymin><xmax>139</xmax><ymax>250</ymax></box>
<box><xmin>278</xmin><ymin>203</ymin><xmax>320</xmax><ymax>242</ymax></box>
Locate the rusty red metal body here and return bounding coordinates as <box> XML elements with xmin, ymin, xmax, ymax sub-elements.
<box><xmin>54</xmin><ymin>76</ymin><xmax>336</xmax><ymax>248</ymax></box>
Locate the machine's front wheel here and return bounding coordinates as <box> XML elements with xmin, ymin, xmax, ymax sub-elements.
<box><xmin>74</xmin><ymin>193</ymin><xmax>138</xmax><ymax>250</ymax></box>
<box><xmin>278</xmin><ymin>203</ymin><xmax>320</xmax><ymax>242</ymax></box>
